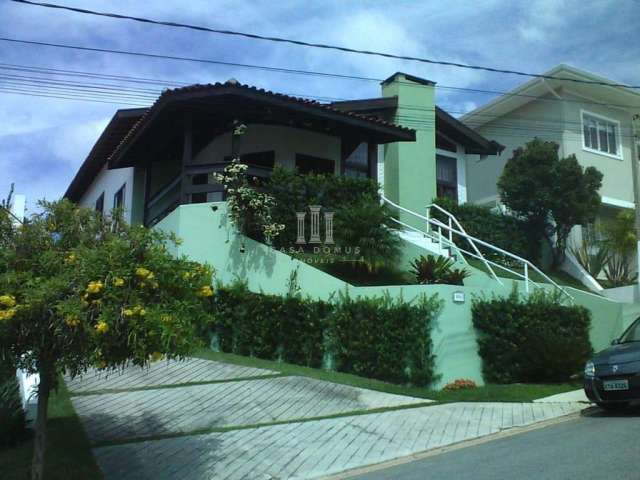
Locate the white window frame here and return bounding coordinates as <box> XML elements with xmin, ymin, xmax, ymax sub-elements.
<box><xmin>581</xmin><ymin>109</ymin><xmax>623</xmax><ymax>160</ymax></box>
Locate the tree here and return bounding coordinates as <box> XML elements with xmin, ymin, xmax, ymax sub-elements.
<box><xmin>498</xmin><ymin>139</ymin><xmax>602</xmax><ymax>266</ymax></box>
<box><xmin>0</xmin><ymin>200</ymin><xmax>213</xmax><ymax>480</ymax></box>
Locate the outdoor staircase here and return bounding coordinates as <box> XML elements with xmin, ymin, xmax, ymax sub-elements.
<box><xmin>381</xmin><ymin>196</ymin><xmax>574</xmax><ymax>302</ymax></box>
<box><xmin>396</xmin><ymin>230</ymin><xmax>457</xmax><ymax>261</ymax></box>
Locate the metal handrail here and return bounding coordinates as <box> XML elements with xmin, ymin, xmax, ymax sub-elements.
<box><xmin>382</xmin><ymin>195</ymin><xmax>574</xmax><ymax>302</ymax></box>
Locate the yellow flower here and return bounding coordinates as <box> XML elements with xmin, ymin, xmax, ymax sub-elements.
<box><xmin>0</xmin><ymin>295</ymin><xmax>16</xmax><ymax>308</ymax></box>
<box><xmin>0</xmin><ymin>309</ymin><xmax>16</xmax><ymax>321</ymax></box>
<box><xmin>182</xmin><ymin>271</ymin><xmax>193</xmax><ymax>280</ymax></box>
<box><xmin>123</xmin><ymin>309</ymin><xmax>134</xmax><ymax>317</ymax></box>
<box><xmin>135</xmin><ymin>267</ymin><xmax>154</xmax><ymax>280</ymax></box>
<box><xmin>65</xmin><ymin>315</ymin><xmax>80</xmax><ymax>327</ymax></box>
<box><xmin>150</xmin><ymin>281</ymin><xmax>159</xmax><ymax>289</ymax></box>
<box><xmin>113</xmin><ymin>277</ymin><xmax>125</xmax><ymax>287</ymax></box>
<box><xmin>95</xmin><ymin>321</ymin><xmax>109</xmax><ymax>334</ymax></box>
<box><xmin>65</xmin><ymin>253</ymin><xmax>76</xmax><ymax>264</ymax></box>
<box><xmin>86</xmin><ymin>281</ymin><xmax>103</xmax><ymax>295</ymax></box>
<box><xmin>160</xmin><ymin>314</ymin><xmax>172</xmax><ymax>323</ymax></box>
<box><xmin>150</xmin><ymin>352</ymin><xmax>163</xmax><ymax>362</ymax></box>
<box><xmin>197</xmin><ymin>285</ymin><xmax>214</xmax><ymax>298</ymax></box>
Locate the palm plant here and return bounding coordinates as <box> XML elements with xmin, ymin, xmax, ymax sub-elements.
<box><xmin>410</xmin><ymin>255</ymin><xmax>470</xmax><ymax>285</ymax></box>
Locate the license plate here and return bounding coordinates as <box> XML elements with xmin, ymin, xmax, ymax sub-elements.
<box><xmin>603</xmin><ymin>379</ymin><xmax>629</xmax><ymax>391</ymax></box>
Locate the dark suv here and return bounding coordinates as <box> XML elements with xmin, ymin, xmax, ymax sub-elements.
<box><xmin>584</xmin><ymin>316</ymin><xmax>640</xmax><ymax>410</ymax></box>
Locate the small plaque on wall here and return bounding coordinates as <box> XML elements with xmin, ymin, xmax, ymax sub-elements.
<box><xmin>452</xmin><ymin>291</ymin><xmax>465</xmax><ymax>303</ymax></box>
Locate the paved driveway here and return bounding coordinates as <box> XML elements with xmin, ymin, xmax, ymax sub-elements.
<box><xmin>66</xmin><ymin>357</ymin><xmax>585</xmax><ymax>479</ymax></box>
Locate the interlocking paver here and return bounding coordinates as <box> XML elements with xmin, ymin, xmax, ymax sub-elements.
<box><xmin>65</xmin><ymin>357</ymin><xmax>276</xmax><ymax>393</ymax></box>
<box><xmin>72</xmin><ymin>375</ymin><xmax>428</xmax><ymax>443</ymax></box>
<box><xmin>92</xmin><ymin>402</ymin><xmax>585</xmax><ymax>480</ymax></box>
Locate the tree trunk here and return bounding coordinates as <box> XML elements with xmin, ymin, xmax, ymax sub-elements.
<box><xmin>31</xmin><ymin>366</ymin><xmax>52</xmax><ymax>480</ymax></box>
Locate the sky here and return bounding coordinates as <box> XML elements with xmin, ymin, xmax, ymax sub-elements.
<box><xmin>0</xmin><ymin>0</ymin><xmax>639</xmax><ymax>211</ymax></box>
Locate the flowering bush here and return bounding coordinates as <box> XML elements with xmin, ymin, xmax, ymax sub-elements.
<box><xmin>0</xmin><ymin>199</ymin><xmax>214</xmax><ymax>478</ymax></box>
<box><xmin>442</xmin><ymin>378</ymin><xmax>477</xmax><ymax>391</ymax></box>
<box><xmin>214</xmin><ymin>158</ymin><xmax>284</xmax><ymax>243</ymax></box>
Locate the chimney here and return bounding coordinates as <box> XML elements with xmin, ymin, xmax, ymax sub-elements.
<box><xmin>381</xmin><ymin>73</ymin><xmax>436</xmax><ymax>226</ymax></box>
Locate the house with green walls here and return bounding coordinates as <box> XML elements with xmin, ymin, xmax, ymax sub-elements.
<box><xmin>461</xmin><ymin>64</ymin><xmax>640</xmax><ymax>295</ymax></box>
<box><xmin>63</xmin><ymin>72</ymin><xmax>635</xmax><ymax>387</ymax></box>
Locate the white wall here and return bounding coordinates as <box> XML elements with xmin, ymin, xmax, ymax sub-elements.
<box><xmin>78</xmin><ymin>165</ymin><xmax>135</xmax><ymax>222</ymax></box>
<box><xmin>192</xmin><ymin>124</ymin><xmax>342</xmax><ymax>172</ymax></box>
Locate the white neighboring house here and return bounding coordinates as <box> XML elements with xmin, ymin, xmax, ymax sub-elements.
<box><xmin>461</xmin><ymin>64</ymin><xmax>640</xmax><ymax>288</ymax></box>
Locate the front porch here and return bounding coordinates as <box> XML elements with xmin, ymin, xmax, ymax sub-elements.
<box><xmin>105</xmin><ymin>80</ymin><xmax>415</xmax><ymax>226</ymax></box>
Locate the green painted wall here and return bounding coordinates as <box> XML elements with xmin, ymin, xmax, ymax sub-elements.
<box><xmin>155</xmin><ymin>202</ymin><xmax>629</xmax><ymax>388</ymax></box>
<box><xmin>382</xmin><ymin>74</ymin><xmax>436</xmax><ymax>227</ymax></box>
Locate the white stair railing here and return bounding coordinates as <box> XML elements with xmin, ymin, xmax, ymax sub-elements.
<box><xmin>382</xmin><ymin>196</ymin><xmax>574</xmax><ymax>302</ymax></box>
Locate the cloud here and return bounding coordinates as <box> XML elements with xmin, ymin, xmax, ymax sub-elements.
<box><xmin>0</xmin><ymin>0</ymin><xmax>638</xmax><ymax>208</ymax></box>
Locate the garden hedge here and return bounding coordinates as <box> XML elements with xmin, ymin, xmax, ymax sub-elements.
<box><xmin>209</xmin><ymin>283</ymin><xmax>442</xmax><ymax>385</ymax></box>
<box><xmin>472</xmin><ymin>289</ymin><xmax>592</xmax><ymax>383</ymax></box>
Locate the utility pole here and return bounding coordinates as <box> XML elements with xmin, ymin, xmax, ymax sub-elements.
<box><xmin>632</xmin><ymin>113</ymin><xmax>640</xmax><ymax>299</ymax></box>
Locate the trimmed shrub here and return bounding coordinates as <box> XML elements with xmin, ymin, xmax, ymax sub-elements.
<box><xmin>209</xmin><ymin>283</ymin><xmax>442</xmax><ymax>385</ymax></box>
<box><xmin>472</xmin><ymin>288</ymin><xmax>592</xmax><ymax>383</ymax></box>
<box><xmin>211</xmin><ymin>283</ymin><xmax>326</xmax><ymax>368</ymax></box>
<box><xmin>326</xmin><ymin>292</ymin><xmax>442</xmax><ymax>385</ymax></box>
<box><xmin>433</xmin><ymin>197</ymin><xmax>530</xmax><ymax>264</ymax></box>
<box><xmin>0</xmin><ymin>361</ymin><xmax>28</xmax><ymax>448</ymax></box>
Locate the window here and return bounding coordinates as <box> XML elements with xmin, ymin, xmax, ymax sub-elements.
<box><xmin>436</xmin><ymin>155</ymin><xmax>458</xmax><ymax>202</ymax></box>
<box><xmin>582</xmin><ymin>112</ymin><xmax>621</xmax><ymax>158</ymax></box>
<box><xmin>95</xmin><ymin>192</ymin><xmax>104</xmax><ymax>215</ymax></box>
<box><xmin>344</xmin><ymin>143</ymin><xmax>368</xmax><ymax>178</ymax></box>
<box><xmin>113</xmin><ymin>184</ymin><xmax>125</xmax><ymax>210</ymax></box>
<box><xmin>295</xmin><ymin>154</ymin><xmax>335</xmax><ymax>175</ymax></box>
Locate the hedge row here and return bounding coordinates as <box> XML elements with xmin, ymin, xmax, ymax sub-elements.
<box><xmin>209</xmin><ymin>284</ymin><xmax>443</xmax><ymax>385</ymax></box>
<box><xmin>472</xmin><ymin>289</ymin><xmax>592</xmax><ymax>383</ymax></box>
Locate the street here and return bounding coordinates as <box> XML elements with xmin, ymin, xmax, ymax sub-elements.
<box><xmin>352</xmin><ymin>406</ymin><xmax>640</xmax><ymax>480</ymax></box>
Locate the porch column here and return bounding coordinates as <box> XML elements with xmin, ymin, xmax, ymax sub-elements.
<box><xmin>367</xmin><ymin>142</ymin><xmax>378</xmax><ymax>181</ymax></box>
<box><xmin>180</xmin><ymin>117</ymin><xmax>193</xmax><ymax>205</ymax></box>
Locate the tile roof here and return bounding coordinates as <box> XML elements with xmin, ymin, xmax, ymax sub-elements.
<box><xmin>107</xmin><ymin>80</ymin><xmax>415</xmax><ymax>165</ymax></box>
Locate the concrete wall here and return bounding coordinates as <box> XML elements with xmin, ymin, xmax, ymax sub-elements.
<box><xmin>155</xmin><ymin>202</ymin><xmax>629</xmax><ymax>388</ymax></box>
<box><xmin>192</xmin><ymin>124</ymin><xmax>342</xmax><ymax>174</ymax></box>
<box><xmin>78</xmin><ymin>164</ymin><xmax>135</xmax><ymax>223</ymax></box>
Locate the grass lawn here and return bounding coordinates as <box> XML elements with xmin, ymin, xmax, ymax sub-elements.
<box><xmin>0</xmin><ymin>380</ymin><xmax>102</xmax><ymax>480</ymax></box>
<box><xmin>195</xmin><ymin>349</ymin><xmax>581</xmax><ymax>403</ymax></box>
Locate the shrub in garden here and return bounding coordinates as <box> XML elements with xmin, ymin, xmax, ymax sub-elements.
<box><xmin>409</xmin><ymin>255</ymin><xmax>469</xmax><ymax>285</ymax></box>
<box><xmin>326</xmin><ymin>291</ymin><xmax>442</xmax><ymax>385</ymax></box>
<box><xmin>433</xmin><ymin>197</ymin><xmax>529</xmax><ymax>264</ymax></box>
<box><xmin>442</xmin><ymin>379</ymin><xmax>477</xmax><ymax>391</ymax></box>
<box><xmin>472</xmin><ymin>288</ymin><xmax>592</xmax><ymax>383</ymax></box>
<box><xmin>267</xmin><ymin>167</ymin><xmax>400</xmax><ymax>273</ymax></box>
<box><xmin>209</xmin><ymin>283</ymin><xmax>442</xmax><ymax>386</ymax></box>
<box><xmin>211</xmin><ymin>282</ymin><xmax>327</xmax><ymax>368</ymax></box>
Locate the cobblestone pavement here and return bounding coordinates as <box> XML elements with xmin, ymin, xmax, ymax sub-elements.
<box><xmin>72</xmin><ymin>375</ymin><xmax>429</xmax><ymax>443</ymax></box>
<box><xmin>93</xmin><ymin>402</ymin><xmax>584</xmax><ymax>480</ymax></box>
<box><xmin>67</xmin><ymin>357</ymin><xmax>586</xmax><ymax>479</ymax></box>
